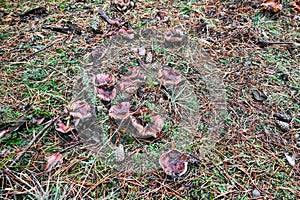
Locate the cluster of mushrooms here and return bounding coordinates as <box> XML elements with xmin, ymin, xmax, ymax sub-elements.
<box><xmin>54</xmin><ymin>27</ymin><xmax>197</xmax><ymax>177</ymax></box>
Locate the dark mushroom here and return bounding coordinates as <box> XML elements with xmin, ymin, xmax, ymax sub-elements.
<box><xmin>159</xmin><ymin>149</ymin><xmax>189</xmax><ymax>177</ymax></box>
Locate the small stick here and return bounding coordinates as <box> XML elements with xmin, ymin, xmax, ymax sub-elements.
<box><xmin>256</xmin><ymin>40</ymin><xmax>300</xmax><ymax>48</ymax></box>
<box><xmin>9</xmin><ymin>117</ymin><xmax>58</xmax><ymax>167</ymax></box>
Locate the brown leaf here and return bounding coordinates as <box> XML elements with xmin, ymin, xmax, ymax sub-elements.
<box><xmin>261</xmin><ymin>0</ymin><xmax>282</xmax><ymax>13</ymax></box>
<box><xmin>44</xmin><ymin>152</ymin><xmax>63</xmax><ymax>171</ymax></box>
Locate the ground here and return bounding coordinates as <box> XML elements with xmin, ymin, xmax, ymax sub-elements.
<box><xmin>0</xmin><ymin>0</ymin><xmax>300</xmax><ymax>199</ymax></box>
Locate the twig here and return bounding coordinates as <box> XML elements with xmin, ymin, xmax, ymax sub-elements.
<box><xmin>256</xmin><ymin>40</ymin><xmax>300</xmax><ymax>48</ymax></box>
<box><xmin>9</xmin><ymin>117</ymin><xmax>58</xmax><ymax>167</ymax></box>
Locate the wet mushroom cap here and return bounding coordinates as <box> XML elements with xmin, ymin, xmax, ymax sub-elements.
<box><xmin>159</xmin><ymin>149</ymin><xmax>189</xmax><ymax>176</ymax></box>
<box><xmin>109</xmin><ymin>102</ymin><xmax>131</xmax><ymax>120</ymax></box>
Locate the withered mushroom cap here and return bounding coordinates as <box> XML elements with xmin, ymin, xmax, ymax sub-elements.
<box><xmin>158</xmin><ymin>68</ymin><xmax>182</xmax><ymax>86</ymax></box>
<box><xmin>96</xmin><ymin>87</ymin><xmax>117</xmax><ymax>101</ymax></box>
<box><xmin>118</xmin><ymin>67</ymin><xmax>146</xmax><ymax>93</ymax></box>
<box><xmin>109</xmin><ymin>102</ymin><xmax>131</xmax><ymax>120</ymax></box>
<box><xmin>159</xmin><ymin>149</ymin><xmax>189</xmax><ymax>176</ymax></box>
<box><xmin>94</xmin><ymin>74</ymin><xmax>117</xmax><ymax>101</ymax></box>
<box><xmin>69</xmin><ymin>100</ymin><xmax>92</xmax><ymax>120</ymax></box>
<box><xmin>118</xmin><ymin>27</ymin><xmax>135</xmax><ymax>40</ymax></box>
<box><xmin>130</xmin><ymin>112</ymin><xmax>164</xmax><ymax>138</ymax></box>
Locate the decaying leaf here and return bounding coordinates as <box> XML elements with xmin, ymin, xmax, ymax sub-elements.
<box><xmin>45</xmin><ymin>152</ymin><xmax>63</xmax><ymax>171</ymax></box>
<box><xmin>261</xmin><ymin>0</ymin><xmax>282</xmax><ymax>13</ymax></box>
<box><xmin>252</xmin><ymin>89</ymin><xmax>267</xmax><ymax>102</ymax></box>
<box><xmin>159</xmin><ymin>149</ymin><xmax>189</xmax><ymax>177</ymax></box>
<box><xmin>284</xmin><ymin>153</ymin><xmax>296</xmax><ymax>166</ymax></box>
<box><xmin>290</xmin><ymin>1</ymin><xmax>300</xmax><ymax>13</ymax></box>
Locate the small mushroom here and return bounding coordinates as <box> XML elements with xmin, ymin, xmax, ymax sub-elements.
<box><xmin>130</xmin><ymin>112</ymin><xmax>164</xmax><ymax>138</ymax></box>
<box><xmin>114</xmin><ymin>0</ymin><xmax>134</xmax><ymax>12</ymax></box>
<box><xmin>109</xmin><ymin>102</ymin><xmax>131</xmax><ymax>120</ymax></box>
<box><xmin>54</xmin><ymin>117</ymin><xmax>76</xmax><ymax>134</ymax></box>
<box><xmin>159</xmin><ymin>149</ymin><xmax>189</xmax><ymax>177</ymax></box>
<box><xmin>69</xmin><ymin>100</ymin><xmax>92</xmax><ymax>120</ymax></box>
<box><xmin>94</xmin><ymin>74</ymin><xmax>117</xmax><ymax>101</ymax></box>
<box><xmin>118</xmin><ymin>67</ymin><xmax>146</xmax><ymax>93</ymax></box>
<box><xmin>158</xmin><ymin>68</ymin><xmax>182</xmax><ymax>86</ymax></box>
<box><xmin>164</xmin><ymin>28</ymin><xmax>186</xmax><ymax>47</ymax></box>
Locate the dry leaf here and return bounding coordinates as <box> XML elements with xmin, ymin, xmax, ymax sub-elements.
<box><xmin>290</xmin><ymin>1</ymin><xmax>300</xmax><ymax>13</ymax></box>
<box><xmin>45</xmin><ymin>152</ymin><xmax>63</xmax><ymax>171</ymax></box>
<box><xmin>284</xmin><ymin>153</ymin><xmax>296</xmax><ymax>166</ymax></box>
<box><xmin>261</xmin><ymin>0</ymin><xmax>282</xmax><ymax>13</ymax></box>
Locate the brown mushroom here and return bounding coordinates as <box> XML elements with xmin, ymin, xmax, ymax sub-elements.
<box><xmin>118</xmin><ymin>67</ymin><xmax>146</xmax><ymax>93</ymax></box>
<box><xmin>159</xmin><ymin>149</ymin><xmax>189</xmax><ymax>177</ymax></box>
<box><xmin>158</xmin><ymin>68</ymin><xmax>182</xmax><ymax>86</ymax></box>
<box><xmin>118</xmin><ymin>27</ymin><xmax>135</xmax><ymax>40</ymax></box>
<box><xmin>114</xmin><ymin>0</ymin><xmax>134</xmax><ymax>12</ymax></box>
<box><xmin>109</xmin><ymin>102</ymin><xmax>131</xmax><ymax>120</ymax></box>
<box><xmin>130</xmin><ymin>112</ymin><xmax>164</xmax><ymax>138</ymax></box>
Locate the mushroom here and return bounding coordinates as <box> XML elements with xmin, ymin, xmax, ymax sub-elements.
<box><xmin>69</xmin><ymin>100</ymin><xmax>92</xmax><ymax>120</ymax></box>
<box><xmin>159</xmin><ymin>149</ymin><xmax>189</xmax><ymax>177</ymax></box>
<box><xmin>118</xmin><ymin>27</ymin><xmax>135</xmax><ymax>40</ymax></box>
<box><xmin>54</xmin><ymin>117</ymin><xmax>76</xmax><ymax>134</ymax></box>
<box><xmin>164</xmin><ymin>28</ymin><xmax>186</xmax><ymax>47</ymax></box>
<box><xmin>158</xmin><ymin>68</ymin><xmax>182</xmax><ymax>86</ymax></box>
<box><xmin>130</xmin><ymin>111</ymin><xmax>164</xmax><ymax>138</ymax></box>
<box><xmin>118</xmin><ymin>67</ymin><xmax>146</xmax><ymax>94</ymax></box>
<box><xmin>94</xmin><ymin>74</ymin><xmax>117</xmax><ymax>101</ymax></box>
<box><xmin>114</xmin><ymin>0</ymin><xmax>134</xmax><ymax>12</ymax></box>
<box><xmin>156</xmin><ymin>10</ymin><xmax>169</xmax><ymax>22</ymax></box>
<box><xmin>109</xmin><ymin>102</ymin><xmax>131</xmax><ymax>120</ymax></box>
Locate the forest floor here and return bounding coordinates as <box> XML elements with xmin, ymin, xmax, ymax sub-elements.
<box><xmin>0</xmin><ymin>0</ymin><xmax>300</xmax><ymax>199</ymax></box>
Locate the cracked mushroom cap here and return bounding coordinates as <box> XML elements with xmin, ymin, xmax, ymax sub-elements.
<box><xmin>109</xmin><ymin>102</ymin><xmax>131</xmax><ymax>120</ymax></box>
<box><xmin>158</xmin><ymin>68</ymin><xmax>182</xmax><ymax>86</ymax></box>
<box><xmin>159</xmin><ymin>149</ymin><xmax>189</xmax><ymax>177</ymax></box>
<box><xmin>130</xmin><ymin>112</ymin><xmax>164</xmax><ymax>138</ymax></box>
<box><xmin>69</xmin><ymin>100</ymin><xmax>92</xmax><ymax>120</ymax></box>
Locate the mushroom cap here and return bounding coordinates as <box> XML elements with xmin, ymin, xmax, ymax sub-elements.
<box><xmin>109</xmin><ymin>102</ymin><xmax>131</xmax><ymax>120</ymax></box>
<box><xmin>130</xmin><ymin>112</ymin><xmax>164</xmax><ymax>138</ymax></box>
<box><xmin>159</xmin><ymin>149</ymin><xmax>189</xmax><ymax>176</ymax></box>
<box><xmin>94</xmin><ymin>74</ymin><xmax>116</xmax><ymax>87</ymax></box>
<box><xmin>69</xmin><ymin>100</ymin><xmax>92</xmax><ymax>120</ymax></box>
<box><xmin>158</xmin><ymin>68</ymin><xmax>182</xmax><ymax>86</ymax></box>
<box><xmin>54</xmin><ymin>118</ymin><xmax>76</xmax><ymax>133</ymax></box>
<box><xmin>96</xmin><ymin>86</ymin><xmax>117</xmax><ymax>101</ymax></box>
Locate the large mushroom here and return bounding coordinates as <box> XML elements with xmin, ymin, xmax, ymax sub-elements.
<box><xmin>130</xmin><ymin>111</ymin><xmax>164</xmax><ymax>139</ymax></box>
<box><xmin>109</xmin><ymin>101</ymin><xmax>131</xmax><ymax>120</ymax></box>
<box><xmin>158</xmin><ymin>68</ymin><xmax>182</xmax><ymax>86</ymax></box>
<box><xmin>159</xmin><ymin>149</ymin><xmax>189</xmax><ymax>177</ymax></box>
<box><xmin>94</xmin><ymin>74</ymin><xmax>117</xmax><ymax>101</ymax></box>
